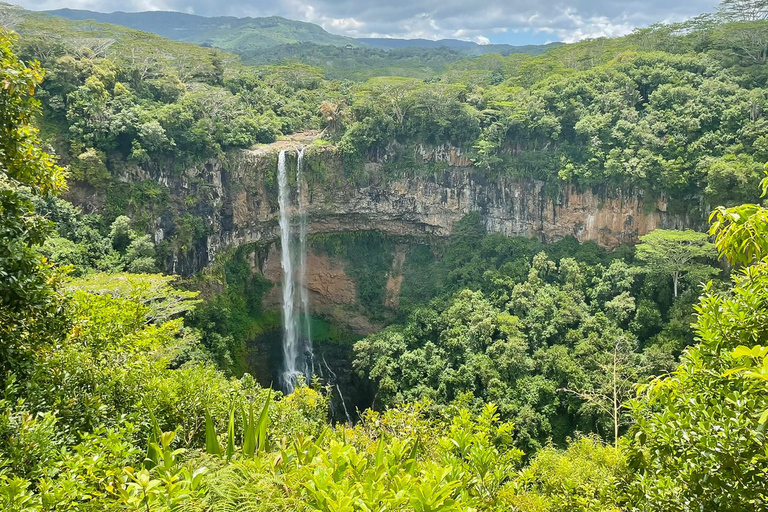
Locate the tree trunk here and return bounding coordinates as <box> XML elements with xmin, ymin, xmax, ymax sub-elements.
<box><xmin>613</xmin><ymin>345</ymin><xmax>619</xmax><ymax>447</ymax></box>
<box><xmin>673</xmin><ymin>272</ymin><xmax>679</xmax><ymax>298</ymax></box>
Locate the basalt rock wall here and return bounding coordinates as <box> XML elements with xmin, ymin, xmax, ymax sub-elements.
<box><xmin>72</xmin><ymin>142</ymin><xmax>699</xmax><ymax>276</ymax></box>
<box><xmin>186</xmin><ymin>147</ymin><xmax>695</xmax><ymax>275</ymax></box>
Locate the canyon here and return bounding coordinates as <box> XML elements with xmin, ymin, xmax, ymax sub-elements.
<box><xmin>68</xmin><ymin>139</ymin><xmax>700</xmax><ymax>322</ymax></box>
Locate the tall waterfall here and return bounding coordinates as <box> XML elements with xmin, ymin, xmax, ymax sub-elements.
<box><xmin>277</xmin><ymin>150</ymin><xmax>298</xmax><ymax>392</ymax></box>
<box><xmin>296</xmin><ymin>148</ymin><xmax>314</xmax><ymax>376</ymax></box>
<box><xmin>277</xmin><ymin>148</ymin><xmax>313</xmax><ymax>393</ymax></box>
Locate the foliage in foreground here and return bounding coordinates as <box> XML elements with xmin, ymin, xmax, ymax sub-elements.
<box><xmin>0</xmin><ymin>29</ymin><xmax>67</xmax><ymax>383</ymax></box>
<box><xmin>627</xmin><ymin>177</ymin><xmax>768</xmax><ymax>511</ymax></box>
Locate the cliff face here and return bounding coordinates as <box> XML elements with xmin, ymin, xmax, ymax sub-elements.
<box><xmin>257</xmin><ymin>244</ymin><xmax>381</xmax><ymax>334</ymax></box>
<box><xmin>176</xmin><ymin>145</ymin><xmax>694</xmax><ymax>275</ymax></box>
<box><xmin>70</xmin><ymin>141</ymin><xmax>697</xmax><ymax>276</ymax></box>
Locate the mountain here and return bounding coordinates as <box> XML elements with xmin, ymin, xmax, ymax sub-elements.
<box><xmin>44</xmin><ymin>8</ymin><xmax>357</xmax><ymax>50</ymax></box>
<box><xmin>358</xmin><ymin>37</ymin><xmax>561</xmax><ymax>56</ymax></box>
<box><xmin>44</xmin><ymin>8</ymin><xmax>557</xmax><ymax>56</ymax></box>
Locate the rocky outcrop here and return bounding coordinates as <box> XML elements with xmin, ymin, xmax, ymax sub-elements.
<box><xmin>75</xmin><ymin>139</ymin><xmax>698</xmax><ymax>276</ymax></box>
<box><xmin>188</xmin><ymin>147</ymin><xmax>694</xmax><ymax>276</ymax></box>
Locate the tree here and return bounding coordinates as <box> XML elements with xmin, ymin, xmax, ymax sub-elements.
<box><xmin>0</xmin><ymin>32</ymin><xmax>65</xmax><ymax>192</ymax></box>
<box><xmin>628</xmin><ymin>217</ymin><xmax>768</xmax><ymax>512</ymax></box>
<box><xmin>0</xmin><ymin>31</ymin><xmax>67</xmax><ymax>378</ymax></box>
<box><xmin>715</xmin><ymin>20</ymin><xmax>768</xmax><ymax>64</ymax></box>
<box><xmin>718</xmin><ymin>0</ymin><xmax>768</xmax><ymax>21</ymax></box>
<box><xmin>317</xmin><ymin>100</ymin><xmax>344</xmax><ymax>135</ymax></box>
<box><xmin>360</xmin><ymin>77</ymin><xmax>420</xmax><ymax>128</ymax></box>
<box><xmin>635</xmin><ymin>229</ymin><xmax>718</xmax><ymax>297</ymax></box>
<box><xmin>709</xmin><ymin>168</ymin><xmax>768</xmax><ymax>265</ymax></box>
<box><xmin>562</xmin><ymin>334</ymin><xmax>645</xmax><ymax>446</ymax></box>
<box><xmin>109</xmin><ymin>215</ymin><xmax>135</xmax><ymax>252</ymax></box>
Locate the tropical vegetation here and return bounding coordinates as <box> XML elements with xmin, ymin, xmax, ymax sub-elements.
<box><xmin>2</xmin><ymin>1</ymin><xmax>768</xmax><ymax>510</ymax></box>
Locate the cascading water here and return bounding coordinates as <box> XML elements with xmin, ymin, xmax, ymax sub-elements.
<box><xmin>296</xmin><ymin>147</ymin><xmax>314</xmax><ymax>376</ymax></box>
<box><xmin>278</xmin><ymin>148</ymin><xmax>314</xmax><ymax>394</ymax></box>
<box><xmin>276</xmin><ymin>149</ymin><xmax>357</xmax><ymax>419</ymax></box>
<box><xmin>322</xmin><ymin>355</ymin><xmax>353</xmax><ymax>425</ymax></box>
<box><xmin>277</xmin><ymin>150</ymin><xmax>300</xmax><ymax>393</ymax></box>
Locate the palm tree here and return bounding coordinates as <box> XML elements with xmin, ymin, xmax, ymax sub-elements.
<box><xmin>317</xmin><ymin>100</ymin><xmax>344</xmax><ymax>134</ymax></box>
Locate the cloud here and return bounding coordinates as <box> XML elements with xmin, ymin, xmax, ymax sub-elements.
<box><xmin>326</xmin><ymin>17</ymin><xmax>365</xmax><ymax>31</ymax></box>
<box><xmin>12</xmin><ymin>0</ymin><xmax>721</xmax><ymax>43</ymax></box>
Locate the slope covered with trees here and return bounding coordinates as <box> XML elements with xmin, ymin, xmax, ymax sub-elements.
<box><xmin>43</xmin><ymin>7</ymin><xmax>556</xmax><ymax>58</ymax></box>
<box><xmin>3</xmin><ymin>1</ymin><xmax>767</xmax><ymax>210</ymax></box>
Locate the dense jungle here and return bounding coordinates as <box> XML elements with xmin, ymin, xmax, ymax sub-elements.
<box><xmin>1</xmin><ymin>0</ymin><xmax>768</xmax><ymax>510</ymax></box>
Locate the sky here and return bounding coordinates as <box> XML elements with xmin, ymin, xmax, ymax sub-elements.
<box><xmin>14</xmin><ymin>0</ymin><xmax>722</xmax><ymax>44</ymax></box>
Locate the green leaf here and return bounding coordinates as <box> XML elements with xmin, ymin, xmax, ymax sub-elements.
<box><xmin>205</xmin><ymin>410</ymin><xmax>222</xmax><ymax>456</ymax></box>
<box><xmin>375</xmin><ymin>436</ymin><xmax>386</xmax><ymax>468</ymax></box>
<box><xmin>226</xmin><ymin>402</ymin><xmax>236</xmax><ymax>462</ymax></box>
<box><xmin>256</xmin><ymin>389</ymin><xmax>272</xmax><ymax>454</ymax></box>
<box><xmin>144</xmin><ymin>403</ymin><xmax>162</xmax><ymax>469</ymax></box>
<box><xmin>242</xmin><ymin>404</ymin><xmax>256</xmax><ymax>458</ymax></box>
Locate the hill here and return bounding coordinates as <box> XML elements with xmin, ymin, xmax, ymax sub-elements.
<box><xmin>358</xmin><ymin>37</ymin><xmax>560</xmax><ymax>56</ymax></box>
<box><xmin>44</xmin><ymin>8</ymin><xmax>356</xmax><ymax>50</ymax></box>
<box><xmin>44</xmin><ymin>7</ymin><xmax>557</xmax><ymax>57</ymax></box>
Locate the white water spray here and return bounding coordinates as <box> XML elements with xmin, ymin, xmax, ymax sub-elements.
<box><xmin>296</xmin><ymin>147</ymin><xmax>314</xmax><ymax>376</ymax></box>
<box><xmin>278</xmin><ymin>148</ymin><xmax>314</xmax><ymax>393</ymax></box>
<box><xmin>278</xmin><ymin>150</ymin><xmax>300</xmax><ymax>392</ymax></box>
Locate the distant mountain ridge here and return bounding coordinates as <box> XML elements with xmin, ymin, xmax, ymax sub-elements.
<box><xmin>359</xmin><ymin>38</ymin><xmax>561</xmax><ymax>56</ymax></box>
<box><xmin>44</xmin><ymin>8</ymin><xmax>558</xmax><ymax>56</ymax></box>
<box><xmin>44</xmin><ymin>8</ymin><xmax>357</xmax><ymax>50</ymax></box>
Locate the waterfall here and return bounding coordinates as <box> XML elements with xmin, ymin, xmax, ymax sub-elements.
<box><xmin>276</xmin><ymin>148</ymin><xmax>348</xmax><ymax>415</ymax></box>
<box><xmin>296</xmin><ymin>147</ymin><xmax>314</xmax><ymax>376</ymax></box>
<box><xmin>278</xmin><ymin>148</ymin><xmax>313</xmax><ymax>394</ymax></box>
<box><xmin>323</xmin><ymin>355</ymin><xmax>353</xmax><ymax>425</ymax></box>
<box><xmin>277</xmin><ymin>150</ymin><xmax>299</xmax><ymax>393</ymax></box>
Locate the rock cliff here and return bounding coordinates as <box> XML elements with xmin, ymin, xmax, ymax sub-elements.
<box><xmin>68</xmin><ymin>138</ymin><xmax>699</xmax><ymax>278</ymax></box>
<box><xmin>164</xmin><ymin>144</ymin><xmax>696</xmax><ymax>276</ymax></box>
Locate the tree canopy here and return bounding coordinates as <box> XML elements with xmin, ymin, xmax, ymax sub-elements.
<box><xmin>635</xmin><ymin>229</ymin><xmax>718</xmax><ymax>297</ymax></box>
<box><xmin>0</xmin><ymin>30</ymin><xmax>67</xmax><ymax>379</ymax></box>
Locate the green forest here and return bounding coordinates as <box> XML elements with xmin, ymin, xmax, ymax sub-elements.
<box><xmin>2</xmin><ymin>0</ymin><xmax>768</xmax><ymax>510</ymax></box>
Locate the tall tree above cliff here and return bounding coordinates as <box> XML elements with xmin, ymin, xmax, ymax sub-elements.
<box><xmin>635</xmin><ymin>229</ymin><xmax>718</xmax><ymax>298</ymax></box>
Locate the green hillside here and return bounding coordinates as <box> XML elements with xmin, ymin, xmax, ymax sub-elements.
<box><xmin>43</xmin><ymin>8</ymin><xmax>357</xmax><ymax>50</ymax></box>
<box><xmin>359</xmin><ymin>37</ymin><xmax>561</xmax><ymax>56</ymax></box>
<box><xmin>44</xmin><ymin>7</ymin><xmax>556</xmax><ymax>58</ymax></box>
<box><xmin>1</xmin><ymin>2</ymin><xmax>238</xmax><ymax>75</ymax></box>
<box><xmin>3</xmin><ymin>4</ymin><xmax>555</xmax><ymax>80</ymax></box>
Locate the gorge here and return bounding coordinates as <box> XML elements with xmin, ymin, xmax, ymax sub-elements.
<box><xmin>79</xmin><ymin>139</ymin><xmax>700</xmax><ymax>278</ymax></box>
<box><xmin>65</xmin><ymin>140</ymin><xmax>705</xmax><ymax>417</ymax></box>
<box><xmin>5</xmin><ymin>3</ymin><xmax>768</xmax><ymax>507</ymax></box>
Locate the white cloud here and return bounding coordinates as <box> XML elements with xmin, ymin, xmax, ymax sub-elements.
<box><xmin>12</xmin><ymin>0</ymin><xmax>722</xmax><ymax>43</ymax></box>
<box><xmin>555</xmin><ymin>8</ymin><xmax>637</xmax><ymax>42</ymax></box>
<box><xmin>326</xmin><ymin>17</ymin><xmax>364</xmax><ymax>31</ymax></box>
